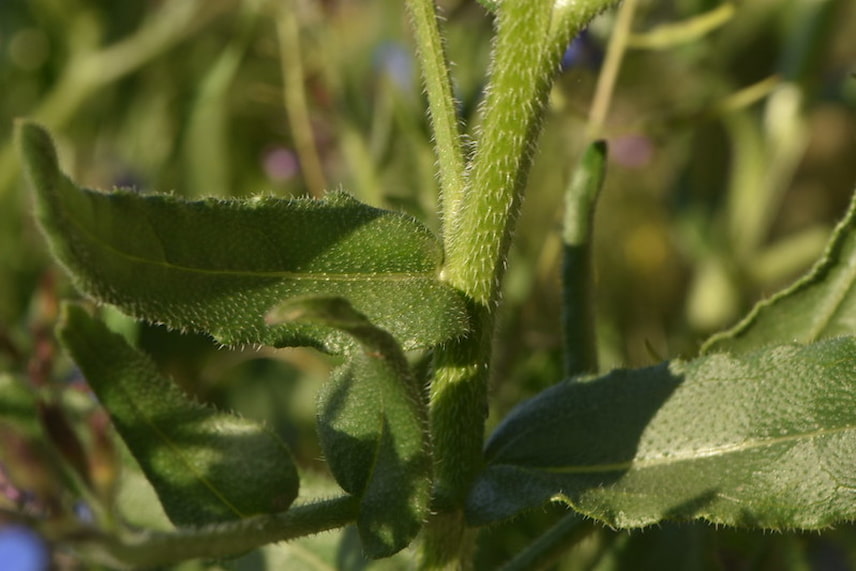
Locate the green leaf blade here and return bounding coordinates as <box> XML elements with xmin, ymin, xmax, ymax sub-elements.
<box><xmin>19</xmin><ymin>122</ymin><xmax>468</xmax><ymax>352</ymax></box>
<box><xmin>469</xmin><ymin>337</ymin><xmax>856</xmax><ymax>529</ymax></box>
<box><xmin>57</xmin><ymin>303</ymin><xmax>300</xmax><ymax>527</ymax></box>
<box><xmin>703</xmin><ymin>194</ymin><xmax>856</xmax><ymax>355</ymax></box>
<box><xmin>273</xmin><ymin>297</ymin><xmax>432</xmax><ymax>558</ymax></box>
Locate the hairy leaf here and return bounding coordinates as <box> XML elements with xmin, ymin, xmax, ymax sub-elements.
<box><xmin>268</xmin><ymin>296</ymin><xmax>431</xmax><ymax>558</ymax></box>
<box><xmin>19</xmin><ymin>122</ymin><xmax>468</xmax><ymax>353</ymax></box>
<box><xmin>703</xmin><ymin>194</ymin><xmax>856</xmax><ymax>355</ymax></box>
<box><xmin>58</xmin><ymin>303</ymin><xmax>299</xmax><ymax>527</ymax></box>
<box><xmin>468</xmin><ymin>337</ymin><xmax>856</xmax><ymax>529</ymax></box>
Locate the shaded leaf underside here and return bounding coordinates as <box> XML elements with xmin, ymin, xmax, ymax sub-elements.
<box><xmin>272</xmin><ymin>297</ymin><xmax>431</xmax><ymax>558</ymax></box>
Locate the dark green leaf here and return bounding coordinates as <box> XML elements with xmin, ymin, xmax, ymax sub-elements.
<box><xmin>268</xmin><ymin>296</ymin><xmax>431</xmax><ymax>558</ymax></box>
<box><xmin>19</xmin><ymin>122</ymin><xmax>468</xmax><ymax>353</ymax></box>
<box><xmin>703</xmin><ymin>194</ymin><xmax>856</xmax><ymax>355</ymax></box>
<box><xmin>57</xmin><ymin>303</ymin><xmax>299</xmax><ymax>527</ymax></box>
<box><xmin>468</xmin><ymin>337</ymin><xmax>856</xmax><ymax>529</ymax></box>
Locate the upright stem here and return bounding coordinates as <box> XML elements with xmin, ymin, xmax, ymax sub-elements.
<box><xmin>432</xmin><ymin>0</ymin><xmax>558</xmax><ymax>497</ymax></box>
<box><xmin>405</xmin><ymin>0</ymin><xmax>468</xmax><ymax>249</ymax></box>
<box><xmin>278</xmin><ymin>1</ymin><xmax>328</xmax><ymax>197</ymax></box>
<box><xmin>422</xmin><ymin>2</ymin><xmax>561</xmax><ymax>567</ymax></box>
<box><xmin>562</xmin><ymin>141</ymin><xmax>607</xmax><ymax>377</ymax></box>
<box><xmin>444</xmin><ymin>0</ymin><xmax>556</xmax><ymax>305</ymax></box>
<box><xmin>409</xmin><ymin>0</ymin><xmax>623</xmax><ymax>567</ymax></box>
<box><xmin>586</xmin><ymin>0</ymin><xmax>639</xmax><ymax>139</ymax></box>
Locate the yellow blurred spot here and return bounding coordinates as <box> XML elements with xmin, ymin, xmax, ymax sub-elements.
<box><xmin>623</xmin><ymin>223</ymin><xmax>668</xmax><ymax>275</ymax></box>
<box><xmin>9</xmin><ymin>28</ymin><xmax>50</xmax><ymax>71</ymax></box>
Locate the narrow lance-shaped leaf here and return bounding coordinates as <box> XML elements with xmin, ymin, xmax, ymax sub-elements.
<box><xmin>19</xmin><ymin>122</ymin><xmax>468</xmax><ymax>353</ymax></box>
<box><xmin>267</xmin><ymin>296</ymin><xmax>431</xmax><ymax>558</ymax></box>
<box><xmin>468</xmin><ymin>337</ymin><xmax>856</xmax><ymax>529</ymax></box>
<box><xmin>703</xmin><ymin>191</ymin><xmax>856</xmax><ymax>355</ymax></box>
<box><xmin>58</xmin><ymin>303</ymin><xmax>299</xmax><ymax>527</ymax></box>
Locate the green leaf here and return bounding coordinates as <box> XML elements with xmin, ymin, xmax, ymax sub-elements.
<box><xmin>703</xmin><ymin>194</ymin><xmax>856</xmax><ymax>355</ymax></box>
<box><xmin>268</xmin><ymin>296</ymin><xmax>432</xmax><ymax>558</ymax></box>
<box><xmin>57</xmin><ymin>303</ymin><xmax>299</xmax><ymax>527</ymax></box>
<box><xmin>468</xmin><ymin>337</ymin><xmax>856</xmax><ymax>529</ymax></box>
<box><xmin>19</xmin><ymin>121</ymin><xmax>468</xmax><ymax>353</ymax></box>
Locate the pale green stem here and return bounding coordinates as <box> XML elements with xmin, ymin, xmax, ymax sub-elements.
<box><xmin>404</xmin><ymin>0</ymin><xmax>468</xmax><ymax>249</ymax></box>
<box><xmin>410</xmin><ymin>1</ymin><xmax>621</xmax><ymax>567</ymax></box>
<box><xmin>278</xmin><ymin>0</ymin><xmax>328</xmax><ymax>198</ymax></box>
<box><xmin>586</xmin><ymin>0</ymin><xmax>640</xmax><ymax>140</ymax></box>
<box><xmin>422</xmin><ymin>1</ymin><xmax>560</xmax><ymax>567</ymax></box>
<box><xmin>444</xmin><ymin>0</ymin><xmax>556</xmax><ymax>304</ymax></box>
<box><xmin>80</xmin><ymin>496</ymin><xmax>359</xmax><ymax>569</ymax></box>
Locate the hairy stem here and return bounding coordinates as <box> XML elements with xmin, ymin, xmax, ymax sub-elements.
<box><xmin>405</xmin><ymin>0</ymin><xmax>469</xmax><ymax>249</ymax></box>
<box><xmin>444</xmin><ymin>0</ymin><xmax>556</xmax><ymax>305</ymax></box>
<box><xmin>416</xmin><ymin>0</ymin><xmax>622</xmax><ymax>567</ymax></box>
<box><xmin>82</xmin><ymin>496</ymin><xmax>359</xmax><ymax>569</ymax></box>
<box><xmin>563</xmin><ymin>141</ymin><xmax>607</xmax><ymax>376</ymax></box>
<box><xmin>586</xmin><ymin>0</ymin><xmax>640</xmax><ymax>139</ymax></box>
<box><xmin>423</xmin><ymin>0</ymin><xmax>559</xmax><ymax>566</ymax></box>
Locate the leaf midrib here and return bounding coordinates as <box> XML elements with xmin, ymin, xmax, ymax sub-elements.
<box><xmin>511</xmin><ymin>422</ymin><xmax>855</xmax><ymax>475</ymax></box>
<box><xmin>77</xmin><ymin>325</ymin><xmax>248</xmax><ymax>519</ymax></box>
<box><xmin>63</xmin><ymin>203</ymin><xmax>440</xmax><ymax>282</ymax></box>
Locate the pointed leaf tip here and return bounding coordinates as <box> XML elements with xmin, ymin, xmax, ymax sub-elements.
<box><xmin>702</xmin><ymin>191</ymin><xmax>856</xmax><ymax>355</ymax></box>
<box><xmin>18</xmin><ymin>121</ymin><xmax>61</xmax><ymax>191</ymax></box>
<box><xmin>57</xmin><ymin>303</ymin><xmax>300</xmax><ymax>527</ymax></box>
<box><xmin>22</xmin><ymin>125</ymin><xmax>470</xmax><ymax>353</ymax></box>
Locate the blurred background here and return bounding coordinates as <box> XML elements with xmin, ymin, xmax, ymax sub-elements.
<box><xmin>1</xmin><ymin>0</ymin><xmax>855</xmax><ymax>568</ymax></box>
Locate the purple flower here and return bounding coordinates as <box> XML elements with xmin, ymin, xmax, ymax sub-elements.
<box><xmin>562</xmin><ymin>30</ymin><xmax>603</xmax><ymax>71</ymax></box>
<box><xmin>0</xmin><ymin>525</ymin><xmax>49</xmax><ymax>571</ymax></box>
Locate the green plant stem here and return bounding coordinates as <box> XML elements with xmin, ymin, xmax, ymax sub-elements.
<box><xmin>419</xmin><ymin>511</ymin><xmax>477</xmax><ymax>570</ymax></box>
<box><xmin>500</xmin><ymin>512</ymin><xmax>587</xmax><ymax>571</ymax></box>
<box><xmin>423</xmin><ymin>1</ymin><xmax>559</xmax><ymax>566</ymax></box>
<box><xmin>278</xmin><ymin>0</ymin><xmax>328</xmax><ymax>198</ymax></box>
<box><xmin>444</xmin><ymin>0</ymin><xmax>556</xmax><ymax>305</ymax></box>
<box><xmin>82</xmin><ymin>495</ymin><xmax>359</xmax><ymax>569</ymax></box>
<box><xmin>405</xmin><ymin>0</ymin><xmax>468</xmax><ymax>249</ymax></box>
<box><xmin>550</xmin><ymin>0</ymin><xmax>624</xmax><ymax>51</ymax></box>
<box><xmin>562</xmin><ymin>141</ymin><xmax>607</xmax><ymax>376</ymax></box>
<box><xmin>418</xmin><ymin>0</ymin><xmax>622</xmax><ymax>566</ymax></box>
<box><xmin>586</xmin><ymin>0</ymin><xmax>640</xmax><ymax>140</ymax></box>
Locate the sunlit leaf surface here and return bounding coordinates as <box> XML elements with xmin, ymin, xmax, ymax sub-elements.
<box><xmin>20</xmin><ymin>122</ymin><xmax>468</xmax><ymax>353</ymax></box>
<box><xmin>469</xmin><ymin>337</ymin><xmax>856</xmax><ymax>529</ymax></box>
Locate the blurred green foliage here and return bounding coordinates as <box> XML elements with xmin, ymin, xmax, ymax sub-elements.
<box><xmin>1</xmin><ymin>0</ymin><xmax>856</xmax><ymax>568</ymax></box>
